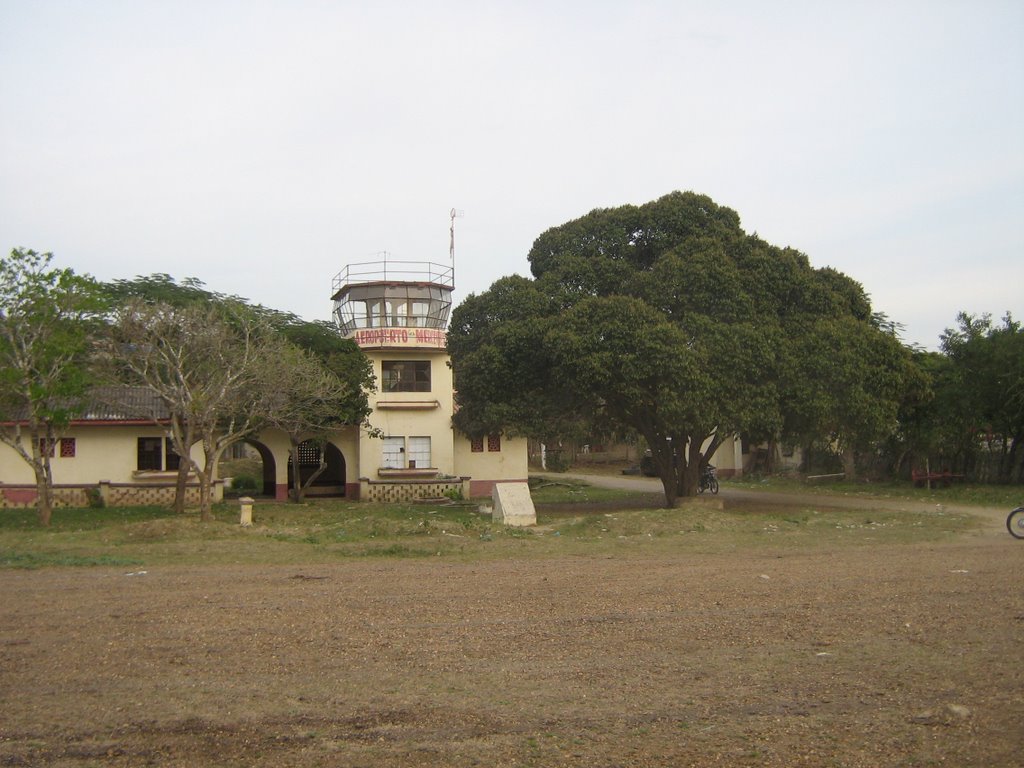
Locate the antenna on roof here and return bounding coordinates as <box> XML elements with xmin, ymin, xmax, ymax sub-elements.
<box><xmin>449</xmin><ymin>208</ymin><xmax>464</xmax><ymax>262</ymax></box>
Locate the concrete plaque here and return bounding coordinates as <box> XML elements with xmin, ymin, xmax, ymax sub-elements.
<box><xmin>491</xmin><ymin>482</ymin><xmax>536</xmax><ymax>527</ymax></box>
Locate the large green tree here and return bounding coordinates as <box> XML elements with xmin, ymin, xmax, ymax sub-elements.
<box><xmin>939</xmin><ymin>312</ymin><xmax>1024</xmax><ymax>483</ymax></box>
<box><xmin>0</xmin><ymin>249</ymin><xmax>106</xmax><ymax>525</ymax></box>
<box><xmin>449</xmin><ymin>192</ymin><xmax>911</xmax><ymax>505</ymax></box>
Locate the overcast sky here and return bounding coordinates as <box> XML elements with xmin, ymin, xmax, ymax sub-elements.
<box><xmin>2</xmin><ymin>1</ymin><xmax>1021</xmax><ymax>350</ymax></box>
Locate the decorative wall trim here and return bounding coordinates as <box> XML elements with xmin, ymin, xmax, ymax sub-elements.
<box><xmin>358</xmin><ymin>477</ymin><xmax>470</xmax><ymax>503</ymax></box>
<box><xmin>0</xmin><ymin>481</ymin><xmax>225</xmax><ymax>509</ymax></box>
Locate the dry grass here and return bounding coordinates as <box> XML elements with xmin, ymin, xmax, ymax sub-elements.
<box><xmin>0</xmin><ymin>490</ymin><xmax>980</xmax><ymax>568</ymax></box>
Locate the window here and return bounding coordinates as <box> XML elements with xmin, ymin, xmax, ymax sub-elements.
<box><xmin>410</xmin><ymin>300</ymin><xmax>429</xmax><ymax>327</ymax></box>
<box><xmin>137</xmin><ymin>437</ymin><xmax>163</xmax><ymax>470</ymax></box>
<box><xmin>382</xmin><ymin>436</ymin><xmax>405</xmax><ymax>469</ymax></box>
<box><xmin>382</xmin><ymin>360</ymin><xmax>431</xmax><ymax>392</ymax></box>
<box><xmin>381</xmin><ymin>436</ymin><xmax>432</xmax><ymax>469</ymax></box>
<box><xmin>407</xmin><ymin>437</ymin><xmax>431</xmax><ymax>469</ymax></box>
<box><xmin>471</xmin><ymin>435</ymin><xmax>500</xmax><ymax>453</ymax></box>
<box><xmin>39</xmin><ymin>438</ymin><xmax>56</xmax><ymax>458</ymax></box>
<box><xmin>60</xmin><ymin>438</ymin><xmax>76</xmax><ymax>458</ymax></box>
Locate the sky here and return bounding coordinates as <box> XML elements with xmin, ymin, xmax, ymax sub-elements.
<box><xmin>1</xmin><ymin>0</ymin><xmax>1022</xmax><ymax>351</ymax></box>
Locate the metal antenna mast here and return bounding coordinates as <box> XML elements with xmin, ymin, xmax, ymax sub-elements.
<box><xmin>449</xmin><ymin>208</ymin><xmax>464</xmax><ymax>275</ymax></box>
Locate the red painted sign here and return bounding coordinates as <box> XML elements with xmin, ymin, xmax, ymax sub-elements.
<box><xmin>353</xmin><ymin>328</ymin><xmax>447</xmax><ymax>349</ymax></box>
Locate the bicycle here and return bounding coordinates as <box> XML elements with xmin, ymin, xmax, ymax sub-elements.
<box><xmin>698</xmin><ymin>464</ymin><xmax>719</xmax><ymax>495</ymax></box>
<box><xmin>1007</xmin><ymin>506</ymin><xmax>1024</xmax><ymax>539</ymax></box>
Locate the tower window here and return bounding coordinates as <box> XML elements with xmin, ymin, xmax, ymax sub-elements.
<box><xmin>382</xmin><ymin>360</ymin><xmax>431</xmax><ymax>392</ymax></box>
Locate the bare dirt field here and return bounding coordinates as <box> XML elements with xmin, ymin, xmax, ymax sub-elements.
<box><xmin>1</xmin><ymin>494</ymin><xmax>1022</xmax><ymax>767</ymax></box>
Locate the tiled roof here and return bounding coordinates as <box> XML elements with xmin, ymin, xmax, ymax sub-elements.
<box><xmin>0</xmin><ymin>386</ymin><xmax>171</xmax><ymax>424</ymax></box>
<box><xmin>76</xmin><ymin>386</ymin><xmax>172</xmax><ymax>421</ymax></box>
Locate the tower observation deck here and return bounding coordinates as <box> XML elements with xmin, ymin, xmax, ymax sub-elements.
<box><xmin>331</xmin><ymin>257</ymin><xmax>454</xmax><ymax>349</ymax></box>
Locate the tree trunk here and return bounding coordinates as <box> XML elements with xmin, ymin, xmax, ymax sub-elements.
<box><xmin>30</xmin><ymin>429</ymin><xmax>54</xmax><ymax>526</ymax></box>
<box><xmin>841</xmin><ymin>447</ymin><xmax>857</xmax><ymax>480</ymax></box>
<box><xmin>290</xmin><ymin>439</ymin><xmax>328</xmax><ymax>504</ymax></box>
<box><xmin>649</xmin><ymin>441</ymin><xmax>679</xmax><ymax>508</ymax></box>
<box><xmin>169</xmin><ymin>415</ymin><xmax>194</xmax><ymax>514</ymax></box>
<box><xmin>33</xmin><ymin>462</ymin><xmax>54</xmax><ymax>526</ymax></box>
<box><xmin>198</xmin><ymin>466</ymin><xmax>214</xmax><ymax>522</ymax></box>
<box><xmin>289</xmin><ymin>444</ymin><xmax>302</xmax><ymax>502</ymax></box>
<box><xmin>174</xmin><ymin>461</ymin><xmax>190</xmax><ymax>514</ymax></box>
<box><xmin>658</xmin><ymin>469</ymin><xmax>678</xmax><ymax>508</ymax></box>
<box><xmin>679</xmin><ymin>439</ymin><xmax>703</xmax><ymax>498</ymax></box>
<box><xmin>765</xmin><ymin>437</ymin><xmax>778</xmax><ymax>474</ymax></box>
<box><xmin>1005</xmin><ymin>432</ymin><xmax>1022</xmax><ymax>484</ymax></box>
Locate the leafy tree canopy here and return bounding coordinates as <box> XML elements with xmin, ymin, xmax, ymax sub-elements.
<box><xmin>938</xmin><ymin>312</ymin><xmax>1024</xmax><ymax>483</ymax></box>
<box><xmin>449</xmin><ymin>191</ymin><xmax>912</xmax><ymax>505</ymax></box>
<box><xmin>0</xmin><ymin>248</ymin><xmax>107</xmax><ymax>524</ymax></box>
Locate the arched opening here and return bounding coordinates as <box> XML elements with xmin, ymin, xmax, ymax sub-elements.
<box><xmin>220</xmin><ymin>440</ymin><xmax>276</xmax><ymax>497</ymax></box>
<box><xmin>287</xmin><ymin>440</ymin><xmax>346</xmax><ymax>497</ymax></box>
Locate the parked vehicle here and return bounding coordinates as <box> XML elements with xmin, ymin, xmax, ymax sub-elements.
<box><xmin>1007</xmin><ymin>506</ymin><xmax>1024</xmax><ymax>539</ymax></box>
<box><xmin>639</xmin><ymin>450</ymin><xmax>660</xmax><ymax>477</ymax></box>
<box><xmin>698</xmin><ymin>464</ymin><xmax>719</xmax><ymax>495</ymax></box>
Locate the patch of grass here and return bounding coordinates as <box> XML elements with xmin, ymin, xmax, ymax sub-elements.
<box><xmin>528</xmin><ymin>476</ymin><xmax>643</xmax><ymax>504</ymax></box>
<box><xmin>540</xmin><ymin>502</ymin><xmax>977</xmax><ymax>550</ymax></box>
<box><xmin>0</xmin><ymin>550</ymin><xmax>143</xmax><ymax>569</ymax></box>
<box><xmin>0</xmin><ymin>505</ymin><xmax>172</xmax><ymax>531</ymax></box>
<box><xmin>729</xmin><ymin>475</ymin><xmax>1022</xmax><ymax>508</ymax></box>
<box><xmin>0</xmin><ymin>487</ymin><xmax>982</xmax><ymax>569</ymax></box>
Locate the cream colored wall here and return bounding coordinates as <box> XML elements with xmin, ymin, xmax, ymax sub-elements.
<box><xmin>0</xmin><ymin>426</ymin><xmax>204</xmax><ymax>485</ymax></box>
<box><xmin>0</xmin><ymin>344</ymin><xmax>532</xmax><ymax>493</ymax></box>
<box><xmin>453</xmin><ymin>435</ymin><xmax>529</xmax><ymax>481</ymax></box>
<box><xmin>708</xmin><ymin>434</ymin><xmax>743</xmax><ymax>475</ymax></box>
<box><xmin>243</xmin><ymin>426</ymin><xmax>362</xmax><ymax>490</ymax></box>
<box><xmin>1</xmin><ymin>437</ymin><xmax>47</xmax><ymax>484</ymax></box>
<box><xmin>360</xmin><ymin>350</ymin><xmax>456</xmax><ymax>478</ymax></box>
<box><xmin>328</xmin><ymin>427</ymin><xmax>362</xmax><ymax>485</ymax></box>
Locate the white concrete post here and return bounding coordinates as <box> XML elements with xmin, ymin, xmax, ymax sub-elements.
<box><xmin>239</xmin><ymin>496</ymin><xmax>254</xmax><ymax>527</ymax></box>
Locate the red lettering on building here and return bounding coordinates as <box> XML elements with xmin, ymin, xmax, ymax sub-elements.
<box><xmin>353</xmin><ymin>328</ymin><xmax>447</xmax><ymax>348</ymax></box>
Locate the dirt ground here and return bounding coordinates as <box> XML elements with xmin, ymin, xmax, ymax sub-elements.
<box><xmin>1</xmin><ymin>488</ymin><xmax>1022</xmax><ymax>767</ymax></box>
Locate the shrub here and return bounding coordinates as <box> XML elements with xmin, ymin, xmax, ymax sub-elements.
<box><xmin>545</xmin><ymin>451</ymin><xmax>571</xmax><ymax>473</ymax></box>
<box><xmin>231</xmin><ymin>474</ymin><xmax>259</xmax><ymax>492</ymax></box>
<box><xmin>85</xmin><ymin>487</ymin><xmax>105</xmax><ymax>508</ymax></box>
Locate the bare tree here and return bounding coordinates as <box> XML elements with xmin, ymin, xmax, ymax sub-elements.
<box><xmin>105</xmin><ymin>299</ymin><xmax>282</xmax><ymax>520</ymax></box>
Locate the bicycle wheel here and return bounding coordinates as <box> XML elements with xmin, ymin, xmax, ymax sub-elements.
<box><xmin>697</xmin><ymin>480</ymin><xmax>706</xmax><ymax>495</ymax></box>
<box><xmin>1007</xmin><ymin>507</ymin><xmax>1024</xmax><ymax>539</ymax></box>
<box><xmin>709</xmin><ymin>477</ymin><xmax>719</xmax><ymax>495</ymax></box>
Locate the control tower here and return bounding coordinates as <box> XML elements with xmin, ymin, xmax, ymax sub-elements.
<box><xmin>331</xmin><ymin>256</ymin><xmax>454</xmax><ymax>346</ymax></box>
<box><xmin>328</xmin><ymin>252</ymin><xmax>526</xmax><ymax>503</ymax></box>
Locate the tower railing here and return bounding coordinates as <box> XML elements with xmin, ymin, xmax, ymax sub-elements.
<box><xmin>332</xmin><ymin>258</ymin><xmax>454</xmax><ymax>298</ymax></box>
